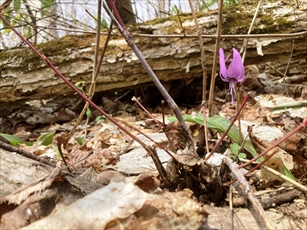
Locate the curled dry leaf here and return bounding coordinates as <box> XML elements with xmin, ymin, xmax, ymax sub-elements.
<box><xmin>92</xmin><ymin>169</ymin><xmax>124</xmax><ymax>186</ymax></box>
<box><xmin>164</xmin><ymin>122</ymin><xmax>188</xmax><ymax>153</ymax></box>
<box><xmin>248</xmin><ymin>126</ymin><xmax>286</xmax><ymax>182</ymax></box>
<box><xmin>134</xmin><ymin>171</ymin><xmax>160</xmax><ymax>193</ymax></box>
<box><xmin>81</xmin><ymin>149</ymin><xmax>118</xmax><ymax>171</ymax></box>
<box><xmin>172</xmin><ymin>152</ymin><xmax>202</xmax><ymax>167</ymax></box>
<box><xmin>0</xmin><ymin>167</ymin><xmax>61</xmax><ymax>206</ymax></box>
<box><xmin>0</xmin><ymin>174</ymin><xmax>85</xmax><ymax>229</ymax></box>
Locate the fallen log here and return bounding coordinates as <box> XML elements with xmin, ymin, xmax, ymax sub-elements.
<box><xmin>0</xmin><ymin>1</ymin><xmax>306</xmax><ymax>110</ymax></box>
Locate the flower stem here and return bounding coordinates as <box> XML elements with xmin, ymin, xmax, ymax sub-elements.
<box><xmin>205</xmin><ymin>93</ymin><xmax>249</xmax><ymax>161</ymax></box>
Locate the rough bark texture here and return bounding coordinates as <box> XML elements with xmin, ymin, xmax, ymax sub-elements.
<box><xmin>0</xmin><ymin>1</ymin><xmax>306</xmax><ymax>109</ymax></box>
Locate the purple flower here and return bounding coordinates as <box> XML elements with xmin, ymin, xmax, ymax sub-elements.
<box><xmin>219</xmin><ymin>48</ymin><xmax>245</xmax><ymax>103</ymax></box>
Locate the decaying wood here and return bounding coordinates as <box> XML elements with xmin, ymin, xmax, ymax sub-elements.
<box><xmin>0</xmin><ymin>1</ymin><xmax>306</xmax><ymax>109</ymax></box>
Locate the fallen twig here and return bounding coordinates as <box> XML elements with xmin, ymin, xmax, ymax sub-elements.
<box><xmin>0</xmin><ymin>140</ymin><xmax>56</xmax><ymax>168</ymax></box>
<box><xmin>223</xmin><ymin>157</ymin><xmax>273</xmax><ymax>230</ymax></box>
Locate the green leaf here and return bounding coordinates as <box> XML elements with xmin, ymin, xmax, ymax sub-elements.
<box><xmin>168</xmin><ymin>114</ymin><xmax>264</xmax><ymax>161</ymax></box>
<box><xmin>96</xmin><ymin>115</ymin><xmax>102</xmax><ymax>121</ymax></box>
<box><xmin>230</xmin><ymin>142</ymin><xmax>240</xmax><ymax>154</ymax></box>
<box><xmin>41</xmin><ymin>0</ymin><xmax>55</xmax><ymax>17</ymax></box>
<box><xmin>37</xmin><ymin>131</ymin><xmax>55</xmax><ymax>146</ymax></box>
<box><xmin>284</xmin><ymin>166</ymin><xmax>296</xmax><ymax>181</ymax></box>
<box><xmin>243</xmin><ymin>140</ymin><xmax>264</xmax><ymax>162</ymax></box>
<box><xmin>51</xmin><ymin>144</ymin><xmax>62</xmax><ymax>159</ymax></box>
<box><xmin>238</xmin><ymin>153</ymin><xmax>247</xmax><ymax>159</ymax></box>
<box><xmin>3</xmin><ymin>6</ymin><xmax>11</xmax><ymax>30</ymax></box>
<box><xmin>169</xmin><ymin>114</ymin><xmax>243</xmax><ymax>144</ymax></box>
<box><xmin>76</xmin><ymin>137</ymin><xmax>85</xmax><ymax>145</ymax></box>
<box><xmin>0</xmin><ymin>133</ymin><xmax>33</xmax><ymax>147</ymax></box>
<box><xmin>95</xmin><ymin>115</ymin><xmax>108</xmax><ymax>122</ymax></box>
<box><xmin>202</xmin><ymin>0</ymin><xmax>216</xmax><ymax>8</ymax></box>
<box><xmin>169</xmin><ymin>5</ymin><xmax>181</xmax><ymax>15</ymax></box>
<box><xmin>229</xmin><ymin>143</ymin><xmax>246</xmax><ymax>159</ymax></box>
<box><xmin>74</xmin><ymin>81</ymin><xmax>86</xmax><ymax>90</ymax></box>
<box><xmin>23</xmin><ymin>26</ymin><xmax>32</xmax><ymax>39</ymax></box>
<box><xmin>269</xmin><ymin>101</ymin><xmax>307</xmax><ymax>114</ymax></box>
<box><xmin>86</xmin><ymin>108</ymin><xmax>92</xmax><ymax>118</ymax></box>
<box><xmin>13</xmin><ymin>0</ymin><xmax>22</xmax><ymax>11</ymax></box>
<box><xmin>101</xmin><ymin>18</ymin><xmax>108</xmax><ymax>29</ymax></box>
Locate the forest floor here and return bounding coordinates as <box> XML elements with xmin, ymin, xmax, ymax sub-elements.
<box><xmin>0</xmin><ymin>76</ymin><xmax>307</xmax><ymax>229</ymax></box>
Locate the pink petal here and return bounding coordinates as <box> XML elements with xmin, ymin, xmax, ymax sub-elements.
<box><xmin>228</xmin><ymin>48</ymin><xmax>245</xmax><ymax>82</ymax></box>
<box><xmin>219</xmin><ymin>48</ymin><xmax>229</xmax><ymax>82</ymax></box>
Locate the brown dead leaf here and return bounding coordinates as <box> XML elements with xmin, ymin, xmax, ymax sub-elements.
<box><xmin>92</xmin><ymin>169</ymin><xmax>123</xmax><ymax>186</ymax></box>
<box><xmin>14</xmin><ymin>126</ymin><xmax>31</xmax><ymax>140</ymax></box>
<box><xmin>291</xmin><ymin>154</ymin><xmax>307</xmax><ymax>178</ymax></box>
<box><xmin>101</xmin><ymin>97</ymin><xmax>120</xmax><ymax>114</ymax></box>
<box><xmin>172</xmin><ymin>152</ymin><xmax>202</xmax><ymax>167</ymax></box>
<box><xmin>133</xmin><ymin>188</ymin><xmax>208</xmax><ymax>229</ymax></box>
<box><xmin>134</xmin><ymin>171</ymin><xmax>160</xmax><ymax>193</ymax></box>
<box><xmin>64</xmin><ymin>146</ymin><xmax>93</xmax><ymax>174</ymax></box>
<box><xmin>82</xmin><ymin>149</ymin><xmax>117</xmax><ymax>170</ymax></box>
<box><xmin>106</xmin><ymin>188</ymin><xmax>208</xmax><ymax>230</ymax></box>
<box><xmin>164</xmin><ymin>122</ymin><xmax>188</xmax><ymax>153</ymax></box>
<box><xmin>248</xmin><ymin>126</ymin><xmax>286</xmax><ymax>182</ymax></box>
<box><xmin>0</xmin><ymin>167</ymin><xmax>61</xmax><ymax>206</ymax></box>
<box><xmin>279</xmin><ymin>133</ymin><xmax>305</xmax><ymax>154</ymax></box>
<box><xmin>20</xmin><ymin>174</ymin><xmax>156</xmax><ymax>229</ymax></box>
<box><xmin>0</xmin><ymin>176</ymin><xmax>85</xmax><ymax>229</ymax></box>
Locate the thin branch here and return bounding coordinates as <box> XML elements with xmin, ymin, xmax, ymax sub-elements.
<box><xmin>0</xmin><ymin>0</ymin><xmax>12</xmax><ymax>12</ymax></box>
<box><xmin>201</xmin><ymin>102</ymin><xmax>210</xmax><ymax>154</ymax></box>
<box><xmin>132</xmin><ymin>96</ymin><xmax>163</xmax><ymax>130</ymax></box>
<box><xmin>262</xmin><ymin>166</ymin><xmax>307</xmax><ymax>192</ymax></box>
<box><xmin>104</xmin><ymin>1</ymin><xmax>197</xmax><ymax>155</ymax></box>
<box><xmin>188</xmin><ymin>0</ymin><xmax>207</xmax><ymax>101</ymax></box>
<box><xmin>241</xmin><ymin>0</ymin><xmax>262</xmax><ymax>62</ymax></box>
<box><xmin>22</xmin><ymin>0</ymin><xmax>38</xmax><ymax>44</ymax></box>
<box><xmin>208</xmin><ymin>0</ymin><xmax>223</xmax><ymax>116</ymax></box>
<box><xmin>265</xmin><ymin>62</ymin><xmax>289</xmax><ymax>78</ymax></box>
<box><xmin>0</xmin><ymin>140</ymin><xmax>56</xmax><ymax>168</ymax></box>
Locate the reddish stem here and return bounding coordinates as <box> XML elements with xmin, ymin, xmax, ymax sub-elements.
<box><xmin>161</xmin><ymin>100</ymin><xmax>166</xmax><ymax>129</ymax></box>
<box><xmin>116</xmin><ymin>117</ymin><xmax>176</xmax><ymax>161</ymax></box>
<box><xmin>239</xmin><ymin>117</ymin><xmax>307</xmax><ymax>170</ymax></box>
<box><xmin>132</xmin><ymin>96</ymin><xmax>163</xmax><ymax>130</ymax></box>
<box><xmin>106</xmin><ymin>0</ymin><xmax>126</xmax><ymax>31</ymax></box>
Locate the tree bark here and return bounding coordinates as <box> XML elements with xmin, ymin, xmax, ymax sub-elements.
<box><xmin>0</xmin><ymin>1</ymin><xmax>306</xmax><ymax>109</ymax></box>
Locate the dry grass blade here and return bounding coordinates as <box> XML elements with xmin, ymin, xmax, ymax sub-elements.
<box><xmin>262</xmin><ymin>166</ymin><xmax>307</xmax><ymax>193</ymax></box>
